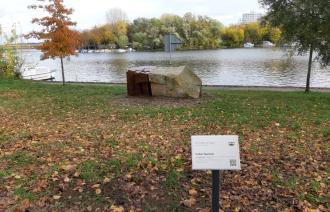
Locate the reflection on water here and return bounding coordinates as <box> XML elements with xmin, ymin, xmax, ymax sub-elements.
<box><xmin>21</xmin><ymin>48</ymin><xmax>330</xmax><ymax>87</ymax></box>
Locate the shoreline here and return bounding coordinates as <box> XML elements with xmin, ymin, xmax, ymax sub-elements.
<box><xmin>36</xmin><ymin>80</ymin><xmax>330</xmax><ymax>92</ymax></box>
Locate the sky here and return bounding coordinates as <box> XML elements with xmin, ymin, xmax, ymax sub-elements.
<box><xmin>0</xmin><ymin>0</ymin><xmax>264</xmax><ymax>41</ymax></box>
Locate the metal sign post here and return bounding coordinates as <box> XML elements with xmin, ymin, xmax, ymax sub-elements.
<box><xmin>164</xmin><ymin>34</ymin><xmax>182</xmax><ymax>65</ymax></box>
<box><xmin>191</xmin><ymin>135</ymin><xmax>241</xmax><ymax>211</ymax></box>
<box><xmin>169</xmin><ymin>34</ymin><xmax>172</xmax><ymax>64</ymax></box>
<box><xmin>212</xmin><ymin>170</ymin><xmax>220</xmax><ymax>212</ymax></box>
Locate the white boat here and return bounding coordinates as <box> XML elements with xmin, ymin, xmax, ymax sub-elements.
<box><xmin>103</xmin><ymin>49</ymin><xmax>112</xmax><ymax>53</ymax></box>
<box><xmin>115</xmin><ymin>49</ymin><xmax>127</xmax><ymax>53</ymax></box>
<box><xmin>244</xmin><ymin>42</ymin><xmax>254</xmax><ymax>48</ymax></box>
<box><xmin>21</xmin><ymin>65</ymin><xmax>56</xmax><ymax>81</ymax></box>
<box><xmin>128</xmin><ymin>48</ymin><xmax>136</xmax><ymax>52</ymax></box>
<box><xmin>94</xmin><ymin>49</ymin><xmax>105</xmax><ymax>53</ymax></box>
<box><xmin>262</xmin><ymin>41</ymin><xmax>275</xmax><ymax>48</ymax></box>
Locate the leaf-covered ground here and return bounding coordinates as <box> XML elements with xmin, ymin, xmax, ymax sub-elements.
<box><xmin>0</xmin><ymin>80</ymin><xmax>329</xmax><ymax>211</ymax></box>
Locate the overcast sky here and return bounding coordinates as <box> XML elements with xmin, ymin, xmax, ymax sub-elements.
<box><xmin>0</xmin><ymin>0</ymin><xmax>264</xmax><ymax>37</ymax></box>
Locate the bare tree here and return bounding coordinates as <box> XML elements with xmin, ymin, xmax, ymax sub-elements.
<box><xmin>106</xmin><ymin>8</ymin><xmax>128</xmax><ymax>26</ymax></box>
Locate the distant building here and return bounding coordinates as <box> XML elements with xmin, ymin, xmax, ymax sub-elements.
<box><xmin>241</xmin><ymin>11</ymin><xmax>263</xmax><ymax>24</ymax></box>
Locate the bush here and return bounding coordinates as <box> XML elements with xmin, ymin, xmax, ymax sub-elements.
<box><xmin>0</xmin><ymin>26</ymin><xmax>23</xmax><ymax>79</ymax></box>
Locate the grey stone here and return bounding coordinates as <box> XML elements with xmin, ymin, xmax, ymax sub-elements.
<box><xmin>128</xmin><ymin>66</ymin><xmax>202</xmax><ymax>98</ymax></box>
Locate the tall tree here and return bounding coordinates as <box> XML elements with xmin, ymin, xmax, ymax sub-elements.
<box><xmin>260</xmin><ymin>0</ymin><xmax>330</xmax><ymax>92</ymax></box>
<box><xmin>106</xmin><ymin>8</ymin><xmax>128</xmax><ymax>27</ymax></box>
<box><xmin>106</xmin><ymin>8</ymin><xmax>129</xmax><ymax>48</ymax></box>
<box><xmin>27</xmin><ymin>0</ymin><xmax>81</xmax><ymax>85</ymax></box>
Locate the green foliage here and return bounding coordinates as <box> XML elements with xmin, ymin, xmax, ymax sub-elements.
<box><xmin>261</xmin><ymin>0</ymin><xmax>330</xmax><ymax>66</ymax></box>
<box><xmin>221</xmin><ymin>22</ymin><xmax>283</xmax><ymax>47</ymax></box>
<box><xmin>0</xmin><ymin>25</ymin><xmax>23</xmax><ymax>79</ymax></box>
<box><xmin>116</xmin><ymin>34</ymin><xmax>128</xmax><ymax>49</ymax></box>
<box><xmin>82</xmin><ymin>12</ymin><xmax>225</xmax><ymax>50</ymax></box>
<box><xmin>80</xmin><ymin>12</ymin><xmax>284</xmax><ymax>50</ymax></box>
<box><xmin>222</xmin><ymin>25</ymin><xmax>245</xmax><ymax>47</ymax></box>
<box><xmin>261</xmin><ymin>0</ymin><xmax>330</xmax><ymax>92</ymax></box>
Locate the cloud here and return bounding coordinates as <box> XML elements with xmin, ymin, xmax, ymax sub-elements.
<box><xmin>0</xmin><ymin>0</ymin><xmax>265</xmax><ymax>36</ymax></box>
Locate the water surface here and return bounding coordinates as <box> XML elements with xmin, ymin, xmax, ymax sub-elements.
<box><xmin>22</xmin><ymin>48</ymin><xmax>330</xmax><ymax>87</ymax></box>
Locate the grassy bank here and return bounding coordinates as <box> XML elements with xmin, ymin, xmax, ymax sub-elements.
<box><xmin>0</xmin><ymin>80</ymin><xmax>329</xmax><ymax>211</ymax></box>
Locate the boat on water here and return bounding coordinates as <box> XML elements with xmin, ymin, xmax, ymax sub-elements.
<box><xmin>262</xmin><ymin>41</ymin><xmax>275</xmax><ymax>48</ymax></box>
<box><xmin>244</xmin><ymin>42</ymin><xmax>254</xmax><ymax>48</ymax></box>
<box><xmin>78</xmin><ymin>48</ymin><xmax>135</xmax><ymax>53</ymax></box>
<box><xmin>115</xmin><ymin>49</ymin><xmax>127</xmax><ymax>53</ymax></box>
<box><xmin>21</xmin><ymin>65</ymin><xmax>56</xmax><ymax>81</ymax></box>
<box><xmin>128</xmin><ymin>48</ymin><xmax>136</xmax><ymax>52</ymax></box>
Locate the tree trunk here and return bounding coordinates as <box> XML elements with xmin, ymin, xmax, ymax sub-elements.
<box><xmin>305</xmin><ymin>45</ymin><xmax>313</xmax><ymax>93</ymax></box>
<box><xmin>60</xmin><ymin>57</ymin><xmax>65</xmax><ymax>85</ymax></box>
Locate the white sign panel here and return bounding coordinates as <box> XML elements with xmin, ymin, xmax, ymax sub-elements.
<box><xmin>191</xmin><ymin>135</ymin><xmax>241</xmax><ymax>170</ymax></box>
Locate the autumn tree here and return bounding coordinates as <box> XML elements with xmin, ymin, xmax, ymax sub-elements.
<box><xmin>221</xmin><ymin>25</ymin><xmax>245</xmax><ymax>48</ymax></box>
<box><xmin>243</xmin><ymin>23</ymin><xmax>262</xmax><ymax>43</ymax></box>
<box><xmin>27</xmin><ymin>0</ymin><xmax>81</xmax><ymax>85</ymax></box>
<box><xmin>260</xmin><ymin>0</ymin><xmax>330</xmax><ymax>92</ymax></box>
<box><xmin>106</xmin><ymin>8</ymin><xmax>129</xmax><ymax>49</ymax></box>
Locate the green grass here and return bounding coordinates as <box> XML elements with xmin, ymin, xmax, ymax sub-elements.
<box><xmin>164</xmin><ymin>169</ymin><xmax>183</xmax><ymax>191</ymax></box>
<box><xmin>77</xmin><ymin>160</ymin><xmax>107</xmax><ymax>183</ymax></box>
<box><xmin>126</xmin><ymin>152</ymin><xmax>143</xmax><ymax>170</ymax></box>
<box><xmin>286</xmin><ymin>175</ymin><xmax>297</xmax><ymax>190</ymax></box>
<box><xmin>106</xmin><ymin>159</ymin><xmax>121</xmax><ymax>176</ymax></box>
<box><xmin>0</xmin><ymin>79</ymin><xmax>329</xmax><ymax>210</ymax></box>
<box><xmin>6</xmin><ymin>151</ymin><xmax>35</xmax><ymax>168</ymax></box>
<box><xmin>1</xmin><ymin>80</ymin><xmax>329</xmax><ymax>128</ymax></box>
<box><xmin>14</xmin><ymin>188</ymin><xmax>36</xmax><ymax>201</ymax></box>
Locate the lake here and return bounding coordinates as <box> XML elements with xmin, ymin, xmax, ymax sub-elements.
<box><xmin>21</xmin><ymin>48</ymin><xmax>330</xmax><ymax>88</ymax></box>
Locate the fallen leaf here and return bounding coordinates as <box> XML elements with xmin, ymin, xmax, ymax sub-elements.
<box><xmin>61</xmin><ymin>164</ymin><xmax>76</xmax><ymax>171</ymax></box>
<box><xmin>266</xmin><ymin>174</ymin><xmax>272</xmax><ymax>182</ymax></box>
<box><xmin>17</xmin><ymin>199</ymin><xmax>30</xmax><ymax>211</ymax></box>
<box><xmin>95</xmin><ymin>188</ymin><xmax>101</xmax><ymax>195</ymax></box>
<box><xmin>0</xmin><ymin>197</ymin><xmax>15</xmax><ymax>208</ymax></box>
<box><xmin>103</xmin><ymin>177</ymin><xmax>111</xmax><ymax>183</ymax></box>
<box><xmin>92</xmin><ymin>184</ymin><xmax>100</xmax><ymax>188</ymax></box>
<box><xmin>64</xmin><ymin>176</ymin><xmax>71</xmax><ymax>182</ymax></box>
<box><xmin>74</xmin><ymin>172</ymin><xmax>80</xmax><ymax>177</ymax></box>
<box><xmin>110</xmin><ymin>205</ymin><xmax>124</xmax><ymax>212</ymax></box>
<box><xmin>188</xmin><ymin>188</ymin><xmax>198</xmax><ymax>196</ymax></box>
<box><xmin>182</xmin><ymin>198</ymin><xmax>196</xmax><ymax>207</ymax></box>
<box><xmin>53</xmin><ymin>195</ymin><xmax>61</xmax><ymax>200</ymax></box>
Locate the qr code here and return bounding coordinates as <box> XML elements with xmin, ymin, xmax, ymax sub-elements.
<box><xmin>230</xmin><ymin>159</ymin><xmax>236</xmax><ymax>167</ymax></box>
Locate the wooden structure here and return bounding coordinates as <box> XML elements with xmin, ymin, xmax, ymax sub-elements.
<box><xmin>126</xmin><ymin>69</ymin><xmax>152</xmax><ymax>96</ymax></box>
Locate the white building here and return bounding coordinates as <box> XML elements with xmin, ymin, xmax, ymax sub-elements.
<box><xmin>241</xmin><ymin>11</ymin><xmax>263</xmax><ymax>24</ymax></box>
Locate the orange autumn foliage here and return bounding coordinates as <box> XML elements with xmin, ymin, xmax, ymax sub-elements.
<box><xmin>27</xmin><ymin>0</ymin><xmax>81</xmax><ymax>60</ymax></box>
<box><xmin>27</xmin><ymin>0</ymin><xmax>81</xmax><ymax>85</ymax></box>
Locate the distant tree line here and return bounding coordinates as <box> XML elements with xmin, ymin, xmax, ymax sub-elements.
<box><xmin>222</xmin><ymin>22</ymin><xmax>282</xmax><ymax>48</ymax></box>
<box><xmin>80</xmin><ymin>9</ymin><xmax>283</xmax><ymax>51</ymax></box>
